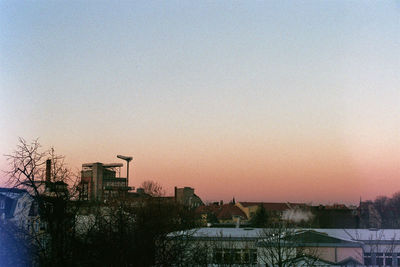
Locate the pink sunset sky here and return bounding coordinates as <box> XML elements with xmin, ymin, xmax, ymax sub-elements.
<box><xmin>1</xmin><ymin>1</ymin><xmax>399</xmax><ymax>205</ymax></box>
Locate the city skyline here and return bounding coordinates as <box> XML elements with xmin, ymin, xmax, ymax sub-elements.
<box><xmin>1</xmin><ymin>1</ymin><xmax>399</xmax><ymax>205</ymax></box>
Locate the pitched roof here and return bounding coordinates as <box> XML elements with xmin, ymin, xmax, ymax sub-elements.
<box><xmin>217</xmin><ymin>204</ymin><xmax>247</xmax><ymax>220</ymax></box>
<box><xmin>0</xmin><ymin>188</ymin><xmax>28</xmax><ymax>194</ymax></box>
<box><xmin>171</xmin><ymin>228</ymin><xmax>400</xmax><ymax>244</ymax></box>
<box><xmin>239</xmin><ymin>202</ymin><xmax>306</xmax><ymax>211</ymax></box>
<box><xmin>336</xmin><ymin>257</ymin><xmax>363</xmax><ymax>265</ymax></box>
<box><xmin>196</xmin><ymin>203</ymin><xmax>248</xmax><ymax>220</ymax></box>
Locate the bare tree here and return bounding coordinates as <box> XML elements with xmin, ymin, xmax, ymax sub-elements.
<box><xmin>4</xmin><ymin>138</ymin><xmax>81</xmax><ymax>266</ymax></box>
<box><xmin>140</xmin><ymin>180</ymin><xmax>165</xmax><ymax>197</ymax></box>
<box><xmin>258</xmin><ymin>220</ymin><xmax>320</xmax><ymax>267</ymax></box>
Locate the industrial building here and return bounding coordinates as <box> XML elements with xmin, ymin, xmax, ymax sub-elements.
<box><xmin>80</xmin><ymin>161</ymin><xmax>131</xmax><ymax>201</ymax></box>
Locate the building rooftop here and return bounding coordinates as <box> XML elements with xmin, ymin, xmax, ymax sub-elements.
<box><xmin>176</xmin><ymin>227</ymin><xmax>400</xmax><ymax>242</ymax></box>
<box><xmin>239</xmin><ymin>202</ymin><xmax>306</xmax><ymax>211</ymax></box>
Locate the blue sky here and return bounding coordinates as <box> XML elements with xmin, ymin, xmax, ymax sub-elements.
<box><xmin>1</xmin><ymin>1</ymin><xmax>399</xmax><ymax>203</ymax></box>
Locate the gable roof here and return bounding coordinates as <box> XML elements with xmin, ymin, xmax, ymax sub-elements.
<box><xmin>290</xmin><ymin>230</ymin><xmax>361</xmax><ymax>246</ymax></box>
<box><xmin>336</xmin><ymin>257</ymin><xmax>363</xmax><ymax>265</ymax></box>
<box><xmin>0</xmin><ymin>187</ymin><xmax>28</xmax><ymax>194</ymax></box>
<box><xmin>291</xmin><ymin>255</ymin><xmax>336</xmax><ymax>266</ymax></box>
<box><xmin>196</xmin><ymin>203</ymin><xmax>248</xmax><ymax>220</ymax></box>
<box><xmin>239</xmin><ymin>202</ymin><xmax>306</xmax><ymax>211</ymax></box>
<box><xmin>217</xmin><ymin>204</ymin><xmax>247</xmax><ymax>220</ymax></box>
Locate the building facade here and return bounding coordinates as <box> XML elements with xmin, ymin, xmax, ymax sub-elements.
<box><xmin>170</xmin><ymin>227</ymin><xmax>400</xmax><ymax>266</ymax></box>
<box><xmin>80</xmin><ymin>162</ymin><xmax>130</xmax><ymax>201</ymax></box>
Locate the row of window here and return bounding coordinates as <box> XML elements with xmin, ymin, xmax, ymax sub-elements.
<box><xmin>104</xmin><ymin>181</ymin><xmax>125</xmax><ymax>187</ymax></box>
<box><xmin>364</xmin><ymin>252</ymin><xmax>400</xmax><ymax>266</ymax></box>
<box><xmin>213</xmin><ymin>249</ymin><xmax>257</xmax><ymax>264</ymax></box>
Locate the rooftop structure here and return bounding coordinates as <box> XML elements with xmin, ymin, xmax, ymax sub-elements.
<box><xmin>174</xmin><ymin>186</ymin><xmax>203</xmax><ymax>208</ymax></box>
<box><xmin>80</xmin><ymin>162</ymin><xmax>131</xmax><ymax>201</ymax></box>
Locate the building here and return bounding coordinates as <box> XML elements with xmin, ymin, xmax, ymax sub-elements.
<box><xmin>312</xmin><ymin>204</ymin><xmax>359</xmax><ymax>228</ymax></box>
<box><xmin>0</xmin><ymin>188</ymin><xmax>33</xmax><ymax>228</ymax></box>
<box><xmin>80</xmin><ymin>162</ymin><xmax>131</xmax><ymax>201</ymax></box>
<box><xmin>235</xmin><ymin>202</ymin><xmax>308</xmax><ymax>223</ymax></box>
<box><xmin>196</xmin><ymin>203</ymin><xmax>248</xmax><ymax>225</ymax></box>
<box><xmin>169</xmin><ymin>227</ymin><xmax>400</xmax><ymax>266</ymax></box>
<box><xmin>174</xmin><ymin>186</ymin><xmax>203</xmax><ymax>208</ymax></box>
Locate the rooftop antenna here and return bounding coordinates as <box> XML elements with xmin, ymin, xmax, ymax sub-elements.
<box><xmin>117</xmin><ymin>155</ymin><xmax>133</xmax><ymax>188</ymax></box>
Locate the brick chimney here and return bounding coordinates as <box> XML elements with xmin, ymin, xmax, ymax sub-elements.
<box><xmin>46</xmin><ymin>159</ymin><xmax>51</xmax><ymax>182</ymax></box>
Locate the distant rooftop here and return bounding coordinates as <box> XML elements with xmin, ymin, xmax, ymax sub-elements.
<box><xmin>174</xmin><ymin>227</ymin><xmax>400</xmax><ymax>242</ymax></box>
<box><xmin>0</xmin><ymin>187</ymin><xmax>28</xmax><ymax>194</ymax></box>
<box><xmin>239</xmin><ymin>202</ymin><xmax>306</xmax><ymax>211</ymax></box>
<box><xmin>82</xmin><ymin>162</ymin><xmax>123</xmax><ymax>168</ymax></box>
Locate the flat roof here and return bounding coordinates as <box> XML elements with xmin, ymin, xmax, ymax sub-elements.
<box><xmin>172</xmin><ymin>228</ymin><xmax>400</xmax><ymax>242</ymax></box>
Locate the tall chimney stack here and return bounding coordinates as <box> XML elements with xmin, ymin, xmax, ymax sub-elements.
<box><xmin>46</xmin><ymin>159</ymin><xmax>51</xmax><ymax>182</ymax></box>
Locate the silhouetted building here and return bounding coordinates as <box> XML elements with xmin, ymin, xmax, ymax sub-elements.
<box><xmin>174</xmin><ymin>187</ymin><xmax>203</xmax><ymax>208</ymax></box>
<box><xmin>196</xmin><ymin>203</ymin><xmax>248</xmax><ymax>225</ymax></box>
<box><xmin>236</xmin><ymin>202</ymin><xmax>307</xmax><ymax>223</ymax></box>
<box><xmin>311</xmin><ymin>204</ymin><xmax>359</xmax><ymax>228</ymax></box>
<box><xmin>80</xmin><ymin>162</ymin><xmax>130</xmax><ymax>201</ymax></box>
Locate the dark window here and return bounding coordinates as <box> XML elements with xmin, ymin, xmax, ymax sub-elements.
<box><xmin>376</xmin><ymin>253</ymin><xmax>384</xmax><ymax>265</ymax></box>
<box><xmin>234</xmin><ymin>250</ymin><xmax>241</xmax><ymax>262</ymax></box>
<box><xmin>213</xmin><ymin>249</ymin><xmax>222</xmax><ymax>264</ymax></box>
<box><xmin>223</xmin><ymin>250</ymin><xmax>231</xmax><ymax>263</ymax></box>
<box><xmin>364</xmin><ymin>253</ymin><xmax>372</xmax><ymax>266</ymax></box>
<box><xmin>243</xmin><ymin>252</ymin><xmax>250</xmax><ymax>263</ymax></box>
<box><xmin>251</xmin><ymin>249</ymin><xmax>257</xmax><ymax>264</ymax></box>
<box><xmin>385</xmin><ymin>253</ymin><xmax>393</xmax><ymax>266</ymax></box>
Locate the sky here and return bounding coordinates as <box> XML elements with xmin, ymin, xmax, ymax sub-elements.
<box><xmin>0</xmin><ymin>1</ymin><xmax>399</xmax><ymax>205</ymax></box>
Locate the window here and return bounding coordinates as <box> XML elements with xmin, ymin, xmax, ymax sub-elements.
<box><xmin>234</xmin><ymin>250</ymin><xmax>241</xmax><ymax>262</ymax></box>
<box><xmin>212</xmin><ymin>248</ymin><xmax>257</xmax><ymax>265</ymax></box>
<box><xmin>0</xmin><ymin>200</ymin><xmax>4</xmax><ymax>209</ymax></box>
<box><xmin>223</xmin><ymin>250</ymin><xmax>231</xmax><ymax>263</ymax></box>
<box><xmin>213</xmin><ymin>249</ymin><xmax>223</xmax><ymax>264</ymax></box>
<box><xmin>376</xmin><ymin>253</ymin><xmax>384</xmax><ymax>266</ymax></box>
<box><xmin>81</xmin><ymin>183</ymin><xmax>88</xmax><ymax>200</ymax></box>
<box><xmin>364</xmin><ymin>253</ymin><xmax>371</xmax><ymax>266</ymax></box>
<box><xmin>251</xmin><ymin>249</ymin><xmax>257</xmax><ymax>264</ymax></box>
<box><xmin>243</xmin><ymin>251</ymin><xmax>250</xmax><ymax>263</ymax></box>
<box><xmin>384</xmin><ymin>253</ymin><xmax>392</xmax><ymax>266</ymax></box>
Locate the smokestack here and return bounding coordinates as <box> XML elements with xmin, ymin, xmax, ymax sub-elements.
<box><xmin>46</xmin><ymin>159</ymin><xmax>51</xmax><ymax>182</ymax></box>
<box><xmin>174</xmin><ymin>186</ymin><xmax>177</xmax><ymax>201</ymax></box>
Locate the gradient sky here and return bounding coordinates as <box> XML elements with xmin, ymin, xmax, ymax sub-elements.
<box><xmin>1</xmin><ymin>1</ymin><xmax>399</xmax><ymax>205</ymax></box>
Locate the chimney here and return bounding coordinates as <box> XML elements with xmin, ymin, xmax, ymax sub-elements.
<box><xmin>174</xmin><ymin>186</ymin><xmax>177</xmax><ymax>201</ymax></box>
<box><xmin>46</xmin><ymin>159</ymin><xmax>51</xmax><ymax>182</ymax></box>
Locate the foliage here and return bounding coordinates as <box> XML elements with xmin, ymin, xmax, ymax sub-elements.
<box><xmin>71</xmin><ymin>198</ymin><xmax>198</xmax><ymax>266</ymax></box>
<box><xmin>249</xmin><ymin>203</ymin><xmax>269</xmax><ymax>227</ymax></box>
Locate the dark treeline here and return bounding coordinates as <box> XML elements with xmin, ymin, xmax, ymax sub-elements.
<box><xmin>0</xmin><ymin>195</ymin><xmax>199</xmax><ymax>267</ymax></box>
<box><xmin>0</xmin><ymin>138</ymin><xmax>199</xmax><ymax>267</ymax></box>
<box><xmin>360</xmin><ymin>192</ymin><xmax>400</xmax><ymax>229</ymax></box>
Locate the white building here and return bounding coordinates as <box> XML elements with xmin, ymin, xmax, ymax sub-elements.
<box><xmin>170</xmin><ymin>227</ymin><xmax>400</xmax><ymax>266</ymax></box>
<box><xmin>0</xmin><ymin>188</ymin><xmax>34</xmax><ymax>229</ymax></box>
